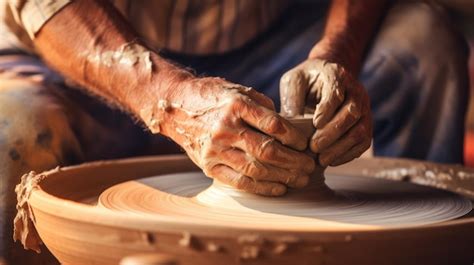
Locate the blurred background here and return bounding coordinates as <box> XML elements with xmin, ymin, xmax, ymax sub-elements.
<box><xmin>429</xmin><ymin>1</ymin><xmax>474</xmax><ymax>165</ymax></box>
<box><xmin>442</xmin><ymin>1</ymin><xmax>474</xmax><ymax>165</ymax></box>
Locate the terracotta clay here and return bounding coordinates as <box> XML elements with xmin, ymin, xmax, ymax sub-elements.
<box><xmin>12</xmin><ymin>117</ymin><xmax>474</xmax><ymax>265</ymax></box>
<box><xmin>98</xmin><ymin>170</ymin><xmax>471</xmax><ymax>228</ymax></box>
<box><xmin>96</xmin><ymin>118</ymin><xmax>469</xmax><ymax>229</ymax></box>
<box><xmin>11</xmin><ymin>157</ymin><xmax>474</xmax><ymax>264</ymax></box>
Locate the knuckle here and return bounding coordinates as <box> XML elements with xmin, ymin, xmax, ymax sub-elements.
<box><xmin>262</xmin><ymin>114</ymin><xmax>284</xmax><ymax>134</ymax></box>
<box><xmin>357</xmin><ymin>124</ymin><xmax>367</xmax><ymax>135</ymax></box>
<box><xmin>352</xmin><ymin>127</ymin><xmax>366</xmax><ymax>142</ymax></box>
<box><xmin>284</xmin><ymin>173</ymin><xmax>298</xmax><ymax>184</ymax></box>
<box><xmin>319</xmin><ymin>151</ymin><xmax>334</xmax><ymax>166</ymax></box>
<box><xmin>235</xmin><ymin>176</ymin><xmax>252</xmax><ymax>190</ymax></box>
<box><xmin>280</xmin><ymin>71</ymin><xmax>293</xmax><ymax>85</ymax></box>
<box><xmin>229</xmin><ymin>95</ymin><xmax>245</xmax><ymax>109</ymax></box>
<box><xmin>263</xmin><ymin>147</ymin><xmax>277</xmax><ymax>161</ymax></box>
<box><xmin>239</xmin><ymin>85</ymin><xmax>255</xmax><ymax>94</ymax></box>
<box><xmin>332</xmin><ymin>88</ymin><xmax>345</xmax><ymax>103</ymax></box>
<box><xmin>259</xmin><ymin>140</ymin><xmax>278</xmax><ymax>160</ymax></box>
<box><xmin>312</xmin><ymin>133</ymin><xmax>328</xmax><ymax>150</ymax></box>
<box><xmin>280</xmin><ymin>69</ymin><xmax>302</xmax><ymax>85</ymax></box>
<box><xmin>291</xmin><ymin>174</ymin><xmax>310</xmax><ymax>188</ymax></box>
<box><xmin>309</xmin><ymin>135</ymin><xmax>321</xmax><ymax>153</ymax></box>
<box><xmin>209</xmin><ymin>121</ymin><xmax>230</xmax><ymax>139</ymax></box>
<box><xmin>323</xmin><ymin>61</ymin><xmax>338</xmax><ymax>72</ymax></box>
<box><xmin>202</xmin><ymin>163</ymin><xmax>219</xmax><ymax>178</ymax></box>
<box><xmin>347</xmin><ymin>102</ymin><xmax>362</xmax><ymax>120</ymax></box>
<box><xmin>229</xmin><ymin>92</ymin><xmax>251</xmax><ymax>108</ymax></box>
<box><xmin>304</xmin><ymin>157</ymin><xmax>316</xmax><ymax>172</ymax></box>
<box><xmin>242</xmin><ymin>159</ymin><xmax>266</xmax><ymax>178</ymax></box>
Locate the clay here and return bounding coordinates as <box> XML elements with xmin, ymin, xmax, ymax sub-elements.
<box><xmin>98</xmin><ymin>170</ymin><xmax>471</xmax><ymax>228</ymax></box>
<box><xmin>178</xmin><ymin>232</ymin><xmax>194</xmax><ymax>249</ymax></box>
<box><xmin>13</xmin><ymin>155</ymin><xmax>474</xmax><ymax>265</ymax></box>
<box><xmin>10</xmin><ymin>118</ymin><xmax>474</xmax><ymax>264</ymax></box>
<box><xmin>205</xmin><ymin>242</ymin><xmax>221</xmax><ymax>253</ymax></box>
<box><xmin>240</xmin><ymin>245</ymin><xmax>260</xmax><ymax>260</ymax></box>
<box><xmin>87</xmin><ymin>42</ymin><xmax>153</xmax><ymax>73</ymax></box>
<box><xmin>335</xmin><ymin>159</ymin><xmax>474</xmax><ymax>200</ymax></box>
<box><xmin>139</xmin><ymin>96</ymin><xmax>315</xmax><ymax>196</ymax></box>
<box><xmin>120</xmin><ymin>254</ymin><xmax>177</xmax><ymax>265</ymax></box>
<box><xmin>13</xmin><ymin>171</ymin><xmax>47</xmax><ymax>253</ymax></box>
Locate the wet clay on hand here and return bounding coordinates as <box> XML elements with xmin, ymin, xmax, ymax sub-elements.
<box><xmin>280</xmin><ymin>60</ymin><xmax>372</xmax><ymax>167</ymax></box>
<box><xmin>140</xmin><ymin>77</ymin><xmax>316</xmax><ymax>196</ymax></box>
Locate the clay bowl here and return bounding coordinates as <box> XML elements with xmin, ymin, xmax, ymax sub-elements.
<box><xmin>19</xmin><ymin>155</ymin><xmax>474</xmax><ymax>265</ymax></box>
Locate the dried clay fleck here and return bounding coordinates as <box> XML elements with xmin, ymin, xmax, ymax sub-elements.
<box><xmin>13</xmin><ymin>171</ymin><xmax>47</xmax><ymax>253</ymax></box>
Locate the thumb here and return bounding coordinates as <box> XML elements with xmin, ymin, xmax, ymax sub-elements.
<box><xmin>279</xmin><ymin>69</ymin><xmax>309</xmax><ymax>117</ymax></box>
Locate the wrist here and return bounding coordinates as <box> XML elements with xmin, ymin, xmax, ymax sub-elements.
<box><xmin>129</xmin><ymin>61</ymin><xmax>195</xmax><ymax>134</ymax></box>
<box><xmin>309</xmin><ymin>37</ymin><xmax>360</xmax><ymax>74</ymax></box>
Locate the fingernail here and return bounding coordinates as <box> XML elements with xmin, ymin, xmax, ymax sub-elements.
<box><xmin>317</xmin><ymin>136</ymin><xmax>328</xmax><ymax>147</ymax></box>
<box><xmin>304</xmin><ymin>158</ymin><xmax>316</xmax><ymax>173</ymax></box>
<box><xmin>294</xmin><ymin>175</ymin><xmax>310</xmax><ymax>188</ymax></box>
<box><xmin>272</xmin><ymin>185</ymin><xmax>286</xmax><ymax>196</ymax></box>
<box><xmin>313</xmin><ymin>113</ymin><xmax>323</xmax><ymax>127</ymax></box>
<box><xmin>319</xmin><ymin>156</ymin><xmax>331</xmax><ymax>167</ymax></box>
<box><xmin>310</xmin><ymin>135</ymin><xmax>326</xmax><ymax>153</ymax></box>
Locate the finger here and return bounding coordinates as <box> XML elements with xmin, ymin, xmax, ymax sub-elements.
<box><xmin>310</xmin><ymin>97</ymin><xmax>362</xmax><ymax>153</ymax></box>
<box><xmin>330</xmin><ymin>139</ymin><xmax>372</xmax><ymax>166</ymax></box>
<box><xmin>210</xmin><ymin>164</ymin><xmax>287</xmax><ymax>196</ymax></box>
<box><xmin>242</xmin><ymin>87</ymin><xmax>276</xmax><ymax>111</ymax></box>
<box><xmin>221</xmin><ymin>148</ymin><xmax>310</xmax><ymax>188</ymax></box>
<box><xmin>233</xmin><ymin>127</ymin><xmax>315</xmax><ymax>173</ymax></box>
<box><xmin>318</xmin><ymin>131</ymin><xmax>360</xmax><ymax>167</ymax></box>
<box><xmin>239</xmin><ymin>98</ymin><xmax>308</xmax><ymax>151</ymax></box>
<box><xmin>221</xmin><ymin>82</ymin><xmax>276</xmax><ymax>111</ymax></box>
<box><xmin>279</xmin><ymin>69</ymin><xmax>309</xmax><ymax>117</ymax></box>
<box><xmin>313</xmin><ymin>74</ymin><xmax>346</xmax><ymax>129</ymax></box>
<box><xmin>318</xmin><ymin>117</ymin><xmax>371</xmax><ymax>167</ymax></box>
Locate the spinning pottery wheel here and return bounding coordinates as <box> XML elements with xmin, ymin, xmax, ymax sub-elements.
<box><xmin>13</xmin><ymin>119</ymin><xmax>474</xmax><ymax>265</ymax></box>
<box><xmin>14</xmin><ymin>155</ymin><xmax>474</xmax><ymax>265</ymax></box>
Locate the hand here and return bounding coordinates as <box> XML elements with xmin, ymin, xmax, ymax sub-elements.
<box><xmin>280</xmin><ymin>59</ymin><xmax>372</xmax><ymax>167</ymax></box>
<box><xmin>155</xmin><ymin>77</ymin><xmax>315</xmax><ymax>196</ymax></box>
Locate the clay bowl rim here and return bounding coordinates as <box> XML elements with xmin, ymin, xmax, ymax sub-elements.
<box><xmin>28</xmin><ymin>155</ymin><xmax>474</xmax><ymax>237</ymax></box>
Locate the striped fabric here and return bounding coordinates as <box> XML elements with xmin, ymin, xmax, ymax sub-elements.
<box><xmin>1</xmin><ymin>0</ymin><xmax>290</xmax><ymax>55</ymax></box>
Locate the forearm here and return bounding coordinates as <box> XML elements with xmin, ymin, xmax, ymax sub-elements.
<box><xmin>34</xmin><ymin>0</ymin><xmax>192</xmax><ymax>130</ymax></box>
<box><xmin>310</xmin><ymin>0</ymin><xmax>389</xmax><ymax>73</ymax></box>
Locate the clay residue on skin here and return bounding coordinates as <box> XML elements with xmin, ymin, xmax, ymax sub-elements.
<box><xmin>88</xmin><ymin>42</ymin><xmax>153</xmax><ymax>72</ymax></box>
<box><xmin>134</xmin><ymin>77</ymin><xmax>316</xmax><ymax>196</ymax></box>
<box><xmin>140</xmin><ymin>105</ymin><xmax>162</xmax><ymax>134</ymax></box>
<box><xmin>141</xmin><ymin>87</ymin><xmax>248</xmax><ymax>169</ymax></box>
<box><xmin>157</xmin><ymin>99</ymin><xmax>171</xmax><ymax>111</ymax></box>
<box><xmin>13</xmin><ymin>171</ymin><xmax>46</xmax><ymax>253</ymax></box>
<box><xmin>139</xmin><ymin>87</ymin><xmax>238</xmax><ymax>142</ymax></box>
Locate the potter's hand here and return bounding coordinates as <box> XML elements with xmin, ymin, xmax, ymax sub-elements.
<box><xmin>160</xmin><ymin>77</ymin><xmax>315</xmax><ymax>196</ymax></box>
<box><xmin>280</xmin><ymin>59</ymin><xmax>372</xmax><ymax>167</ymax></box>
